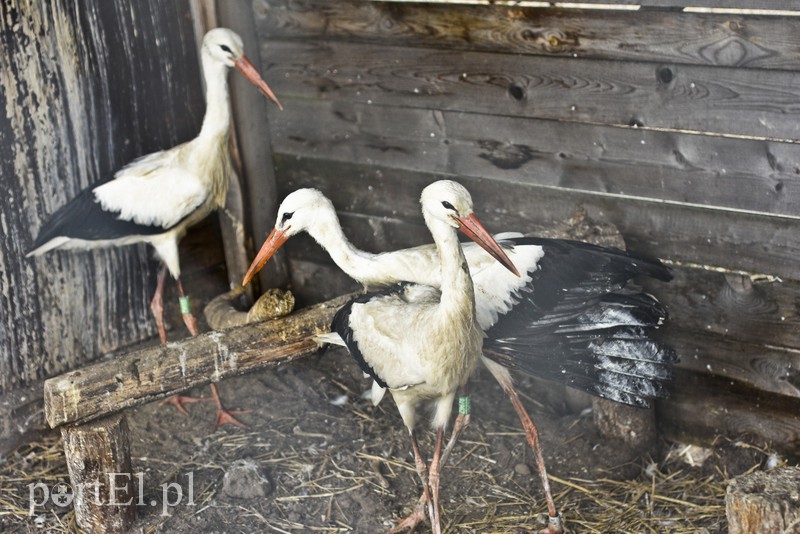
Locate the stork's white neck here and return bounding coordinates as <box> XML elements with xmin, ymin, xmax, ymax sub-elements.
<box><xmin>304</xmin><ymin>208</ymin><xmax>379</xmax><ymax>285</ymax></box>
<box><xmin>425</xmin><ymin>213</ymin><xmax>474</xmax><ymax>322</ymax></box>
<box><xmin>198</xmin><ymin>52</ymin><xmax>231</xmax><ymax>141</ymax></box>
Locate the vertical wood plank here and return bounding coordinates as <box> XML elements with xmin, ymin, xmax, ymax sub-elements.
<box><xmin>61</xmin><ymin>414</ymin><xmax>135</xmax><ymax>534</ymax></box>
<box><xmin>0</xmin><ymin>0</ymin><xmax>205</xmax><ymax>393</ymax></box>
<box><xmin>217</xmin><ymin>1</ymin><xmax>290</xmax><ymax>292</ymax></box>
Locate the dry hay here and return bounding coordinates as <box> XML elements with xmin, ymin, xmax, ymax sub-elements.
<box><xmin>0</xmin><ymin>429</ymin><xmax>760</xmax><ymax>533</ymax></box>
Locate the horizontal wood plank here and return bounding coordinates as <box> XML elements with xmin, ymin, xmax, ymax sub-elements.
<box><xmin>270</xmin><ymin>99</ymin><xmax>800</xmax><ymax>217</ymax></box>
<box><xmin>545</xmin><ymin>0</ymin><xmax>800</xmax><ymax>9</ymax></box>
<box><xmin>256</xmin><ymin>0</ymin><xmax>800</xmax><ymax>70</ymax></box>
<box><xmin>273</xmin><ymin>154</ymin><xmax>800</xmax><ymax>280</ymax></box>
<box><xmin>262</xmin><ymin>39</ymin><xmax>800</xmax><ymax>139</ymax></box>
<box><xmin>667</xmin><ymin>331</ymin><xmax>800</xmax><ymax>399</ymax></box>
<box><xmin>43</xmin><ymin>295</ymin><xmax>352</xmax><ymax>428</ymax></box>
<box><xmin>658</xmin><ymin>369</ymin><xmax>800</xmax><ymax>455</ymax></box>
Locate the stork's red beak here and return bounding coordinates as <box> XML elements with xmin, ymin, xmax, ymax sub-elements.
<box><xmin>242</xmin><ymin>227</ymin><xmax>290</xmax><ymax>286</ymax></box>
<box><xmin>235</xmin><ymin>55</ymin><xmax>284</xmax><ymax>110</ymax></box>
<box><xmin>457</xmin><ymin>214</ymin><xmax>520</xmax><ymax>277</ymax></box>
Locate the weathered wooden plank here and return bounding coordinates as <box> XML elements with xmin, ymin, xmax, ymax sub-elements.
<box><xmin>667</xmin><ymin>331</ymin><xmax>800</xmax><ymax>402</ymax></box>
<box><xmin>256</xmin><ymin>0</ymin><xmax>800</xmax><ymax>70</ymax></box>
<box><xmin>270</xmin><ymin>99</ymin><xmax>800</xmax><ymax>217</ymax></box>
<box><xmin>217</xmin><ymin>1</ymin><xmax>291</xmax><ymax>293</ymax></box>
<box><xmin>658</xmin><ymin>369</ymin><xmax>800</xmax><ymax>455</ymax></box>
<box><xmin>43</xmin><ymin>295</ymin><xmax>352</xmax><ymax>428</ymax></box>
<box><xmin>273</xmin><ymin>155</ymin><xmax>800</xmax><ymax>280</ymax></box>
<box><xmin>0</xmin><ymin>1</ymin><xmax>205</xmax><ymax>393</ymax></box>
<box><xmin>62</xmin><ymin>414</ymin><xmax>135</xmax><ymax>534</ymax></box>
<box><xmin>261</xmin><ymin>40</ymin><xmax>800</xmax><ymax>139</ymax></box>
<box><xmin>545</xmin><ymin>0</ymin><xmax>800</xmax><ymax>8</ymax></box>
<box><xmin>648</xmin><ymin>268</ymin><xmax>800</xmax><ymax>349</ymax></box>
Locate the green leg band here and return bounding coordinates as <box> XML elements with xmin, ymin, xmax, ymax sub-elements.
<box><xmin>179</xmin><ymin>296</ymin><xmax>191</xmax><ymax>315</ymax></box>
<box><xmin>458</xmin><ymin>396</ymin><xmax>471</xmax><ymax>416</ymax></box>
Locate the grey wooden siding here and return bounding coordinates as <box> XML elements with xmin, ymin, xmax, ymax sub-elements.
<box><xmin>255</xmin><ymin>0</ymin><xmax>800</xmax><ymax>450</ymax></box>
<box><xmin>0</xmin><ymin>1</ymin><xmax>211</xmax><ymax>393</ymax></box>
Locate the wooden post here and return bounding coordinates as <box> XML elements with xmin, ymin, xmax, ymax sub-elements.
<box><xmin>216</xmin><ymin>0</ymin><xmax>291</xmax><ymax>292</ymax></box>
<box><xmin>61</xmin><ymin>414</ymin><xmax>135</xmax><ymax>534</ymax></box>
<box><xmin>726</xmin><ymin>466</ymin><xmax>800</xmax><ymax>534</ymax></box>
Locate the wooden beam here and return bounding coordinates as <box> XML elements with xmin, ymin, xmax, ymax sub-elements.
<box><xmin>258</xmin><ymin>0</ymin><xmax>800</xmax><ymax>70</ymax></box>
<box><xmin>270</xmin><ymin>100</ymin><xmax>800</xmax><ymax>219</ymax></box>
<box><xmin>658</xmin><ymin>369</ymin><xmax>800</xmax><ymax>455</ymax></box>
<box><xmin>261</xmin><ymin>39</ymin><xmax>800</xmax><ymax>140</ymax></box>
<box><xmin>217</xmin><ymin>0</ymin><xmax>291</xmax><ymax>292</ymax></box>
<box><xmin>43</xmin><ymin>295</ymin><xmax>352</xmax><ymax>428</ymax></box>
<box><xmin>61</xmin><ymin>414</ymin><xmax>135</xmax><ymax>534</ymax></box>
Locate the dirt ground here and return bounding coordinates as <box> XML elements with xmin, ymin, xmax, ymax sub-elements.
<box><xmin>2</xmin><ymin>338</ymin><xmax>785</xmax><ymax>533</ymax></box>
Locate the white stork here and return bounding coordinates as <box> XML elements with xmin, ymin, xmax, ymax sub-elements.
<box><xmin>27</xmin><ymin>28</ymin><xmax>282</xmax><ymax>427</ymax></box>
<box><xmin>329</xmin><ymin>181</ymin><xmax>518</xmax><ymax>533</ymax></box>
<box><xmin>243</xmin><ymin>187</ymin><xmax>677</xmax><ymax>532</ymax></box>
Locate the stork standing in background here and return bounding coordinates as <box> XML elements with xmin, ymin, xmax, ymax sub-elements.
<box><xmin>27</xmin><ymin>28</ymin><xmax>282</xmax><ymax>427</ymax></box>
<box><xmin>329</xmin><ymin>181</ymin><xmax>519</xmax><ymax>533</ymax></box>
<box><xmin>243</xmin><ymin>187</ymin><xmax>676</xmax><ymax>532</ymax></box>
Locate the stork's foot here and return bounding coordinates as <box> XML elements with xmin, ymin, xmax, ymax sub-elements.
<box><xmin>209</xmin><ymin>384</ymin><xmax>251</xmax><ymax>428</ymax></box>
<box><xmin>159</xmin><ymin>394</ymin><xmax>211</xmax><ymax>416</ymax></box>
<box><xmin>537</xmin><ymin>512</ymin><xmax>565</xmax><ymax>534</ymax></box>
<box><xmin>214</xmin><ymin>407</ymin><xmax>252</xmax><ymax>428</ymax></box>
<box><xmin>385</xmin><ymin>494</ymin><xmax>427</xmax><ymax>534</ymax></box>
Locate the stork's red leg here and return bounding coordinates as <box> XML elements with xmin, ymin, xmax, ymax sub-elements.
<box><xmin>150</xmin><ymin>265</ymin><xmax>169</xmax><ymax>344</ymax></box>
<box><xmin>176</xmin><ymin>278</ymin><xmax>200</xmax><ymax>336</ymax></box>
<box><xmin>504</xmin><ymin>384</ymin><xmax>564</xmax><ymax>534</ymax></box>
<box><xmin>428</xmin><ymin>426</ymin><xmax>445</xmax><ymax>534</ymax></box>
<box><xmin>440</xmin><ymin>382</ymin><xmax>471</xmax><ymax>466</ymax></box>
<box><xmin>152</xmin><ymin>268</ymin><xmax>210</xmax><ymax>414</ymax></box>
<box><xmin>386</xmin><ymin>431</ymin><xmax>435</xmax><ymax>534</ymax></box>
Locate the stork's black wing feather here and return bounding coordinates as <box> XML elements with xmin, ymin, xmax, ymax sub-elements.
<box><xmin>331</xmin><ymin>283</ymin><xmax>412</xmax><ymax>389</ymax></box>
<box><xmin>485</xmin><ymin>238</ymin><xmax>677</xmax><ymax>408</ymax></box>
<box><xmin>29</xmin><ymin>186</ymin><xmax>177</xmax><ymax>252</ymax></box>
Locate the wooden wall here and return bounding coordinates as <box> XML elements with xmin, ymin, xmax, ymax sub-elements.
<box><xmin>0</xmin><ymin>1</ymin><xmax>218</xmax><ymax>394</ymax></box>
<box><xmin>253</xmin><ymin>0</ymin><xmax>800</xmax><ymax>452</ymax></box>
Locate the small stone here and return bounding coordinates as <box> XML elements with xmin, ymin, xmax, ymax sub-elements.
<box><xmin>222</xmin><ymin>459</ymin><xmax>272</xmax><ymax>499</ymax></box>
<box><xmin>515</xmin><ymin>463</ymin><xmax>532</xmax><ymax>476</ymax></box>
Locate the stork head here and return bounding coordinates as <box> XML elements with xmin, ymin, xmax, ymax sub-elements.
<box><xmin>243</xmin><ymin>189</ymin><xmax>334</xmax><ymax>286</ymax></box>
<box><xmin>202</xmin><ymin>28</ymin><xmax>283</xmax><ymax>110</ymax></box>
<box><xmin>421</xmin><ymin>180</ymin><xmax>520</xmax><ymax>277</ymax></box>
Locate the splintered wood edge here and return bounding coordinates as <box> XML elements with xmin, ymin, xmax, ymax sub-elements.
<box><xmin>44</xmin><ymin>295</ymin><xmax>354</xmax><ymax>428</ymax></box>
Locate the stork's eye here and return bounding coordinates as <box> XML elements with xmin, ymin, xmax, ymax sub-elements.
<box><xmin>281</xmin><ymin>212</ymin><xmax>294</xmax><ymax>224</ymax></box>
<box><xmin>441</xmin><ymin>201</ymin><xmax>456</xmax><ymax>211</ymax></box>
<box><xmin>220</xmin><ymin>44</ymin><xmax>233</xmax><ymax>54</ymax></box>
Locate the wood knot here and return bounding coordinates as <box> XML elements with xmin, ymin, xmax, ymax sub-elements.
<box><xmin>508</xmin><ymin>83</ymin><xmax>525</xmax><ymax>101</ymax></box>
<box><xmin>657</xmin><ymin>66</ymin><xmax>674</xmax><ymax>85</ymax></box>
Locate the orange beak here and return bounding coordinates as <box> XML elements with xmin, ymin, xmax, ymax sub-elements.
<box><xmin>457</xmin><ymin>214</ymin><xmax>520</xmax><ymax>277</ymax></box>
<box><xmin>242</xmin><ymin>227</ymin><xmax>290</xmax><ymax>286</ymax></box>
<box><xmin>235</xmin><ymin>55</ymin><xmax>283</xmax><ymax>110</ymax></box>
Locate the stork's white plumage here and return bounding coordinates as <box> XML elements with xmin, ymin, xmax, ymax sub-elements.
<box><xmin>243</xmin><ymin>187</ymin><xmax>676</xmax><ymax>532</ymax></box>
<box><xmin>331</xmin><ymin>181</ymin><xmax>518</xmax><ymax>533</ymax></box>
<box><xmin>27</xmin><ymin>28</ymin><xmax>282</xmax><ymax>427</ymax></box>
